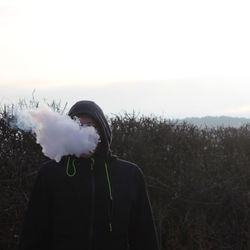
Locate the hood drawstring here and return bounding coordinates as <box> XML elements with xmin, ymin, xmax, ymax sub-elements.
<box><xmin>66</xmin><ymin>156</ymin><xmax>77</xmax><ymax>177</ymax></box>
<box><xmin>105</xmin><ymin>162</ymin><xmax>113</xmax><ymax>232</ymax></box>
<box><xmin>65</xmin><ymin>156</ymin><xmax>113</xmax><ymax>232</ymax></box>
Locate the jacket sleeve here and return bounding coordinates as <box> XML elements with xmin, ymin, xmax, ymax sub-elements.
<box><xmin>19</xmin><ymin>166</ymin><xmax>52</xmax><ymax>250</ymax></box>
<box><xmin>128</xmin><ymin>166</ymin><xmax>160</xmax><ymax>250</ymax></box>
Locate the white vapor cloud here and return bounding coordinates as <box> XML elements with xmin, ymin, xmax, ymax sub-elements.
<box><xmin>12</xmin><ymin>107</ymin><xmax>100</xmax><ymax>162</ymax></box>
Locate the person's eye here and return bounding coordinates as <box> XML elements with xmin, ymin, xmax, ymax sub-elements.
<box><xmin>82</xmin><ymin>123</ymin><xmax>95</xmax><ymax>128</ymax></box>
<box><xmin>87</xmin><ymin>123</ymin><xmax>95</xmax><ymax>127</ymax></box>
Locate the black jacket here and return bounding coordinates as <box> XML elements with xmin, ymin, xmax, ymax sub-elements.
<box><xmin>19</xmin><ymin>101</ymin><xmax>159</xmax><ymax>250</ymax></box>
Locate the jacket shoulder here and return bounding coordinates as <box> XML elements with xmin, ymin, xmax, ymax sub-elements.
<box><xmin>112</xmin><ymin>158</ymin><xmax>137</xmax><ymax>168</ymax></box>
<box><xmin>111</xmin><ymin>158</ymin><xmax>144</xmax><ymax>177</ymax></box>
<box><xmin>36</xmin><ymin>159</ymin><xmax>62</xmax><ymax>178</ymax></box>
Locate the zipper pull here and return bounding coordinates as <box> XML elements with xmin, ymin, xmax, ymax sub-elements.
<box><xmin>109</xmin><ymin>223</ymin><xmax>113</xmax><ymax>232</ymax></box>
<box><xmin>90</xmin><ymin>158</ymin><xmax>95</xmax><ymax>171</ymax></box>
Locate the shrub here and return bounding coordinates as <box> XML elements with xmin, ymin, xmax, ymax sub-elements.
<box><xmin>1</xmin><ymin>104</ymin><xmax>250</xmax><ymax>249</ymax></box>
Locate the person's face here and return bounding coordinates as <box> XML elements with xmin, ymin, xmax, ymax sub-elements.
<box><xmin>78</xmin><ymin>115</ymin><xmax>97</xmax><ymax>128</ymax></box>
<box><xmin>77</xmin><ymin>115</ymin><xmax>100</xmax><ymax>158</ymax></box>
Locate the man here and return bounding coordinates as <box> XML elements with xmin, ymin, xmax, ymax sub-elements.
<box><xmin>19</xmin><ymin>100</ymin><xmax>159</xmax><ymax>250</ymax></box>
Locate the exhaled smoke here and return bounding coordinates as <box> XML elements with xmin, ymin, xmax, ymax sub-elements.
<box><xmin>13</xmin><ymin>107</ymin><xmax>100</xmax><ymax>162</ymax></box>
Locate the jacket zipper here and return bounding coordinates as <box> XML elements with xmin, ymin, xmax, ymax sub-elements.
<box><xmin>89</xmin><ymin>158</ymin><xmax>95</xmax><ymax>250</ymax></box>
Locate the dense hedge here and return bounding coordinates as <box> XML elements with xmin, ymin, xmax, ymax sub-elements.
<box><xmin>1</xmin><ymin>107</ymin><xmax>250</xmax><ymax>250</ymax></box>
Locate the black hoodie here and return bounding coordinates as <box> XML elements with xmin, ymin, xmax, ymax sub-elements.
<box><xmin>19</xmin><ymin>100</ymin><xmax>159</xmax><ymax>250</ymax></box>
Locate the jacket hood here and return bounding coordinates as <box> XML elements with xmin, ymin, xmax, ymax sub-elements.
<box><xmin>68</xmin><ymin>100</ymin><xmax>112</xmax><ymax>159</ymax></box>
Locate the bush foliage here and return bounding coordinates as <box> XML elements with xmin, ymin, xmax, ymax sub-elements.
<box><xmin>1</xmin><ymin>103</ymin><xmax>250</xmax><ymax>249</ymax></box>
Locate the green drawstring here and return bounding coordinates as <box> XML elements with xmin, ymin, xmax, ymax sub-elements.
<box><xmin>66</xmin><ymin>156</ymin><xmax>113</xmax><ymax>232</ymax></box>
<box><xmin>105</xmin><ymin>162</ymin><xmax>113</xmax><ymax>232</ymax></box>
<box><xmin>105</xmin><ymin>163</ymin><xmax>113</xmax><ymax>201</ymax></box>
<box><xmin>66</xmin><ymin>156</ymin><xmax>77</xmax><ymax>177</ymax></box>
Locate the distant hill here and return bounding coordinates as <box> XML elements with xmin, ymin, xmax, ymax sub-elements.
<box><xmin>179</xmin><ymin>116</ymin><xmax>250</xmax><ymax>128</ymax></box>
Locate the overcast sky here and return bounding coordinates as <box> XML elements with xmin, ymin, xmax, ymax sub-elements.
<box><xmin>1</xmin><ymin>0</ymin><xmax>250</xmax><ymax>118</ymax></box>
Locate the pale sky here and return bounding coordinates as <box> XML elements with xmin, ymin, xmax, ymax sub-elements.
<box><xmin>1</xmin><ymin>0</ymin><xmax>250</xmax><ymax>118</ymax></box>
